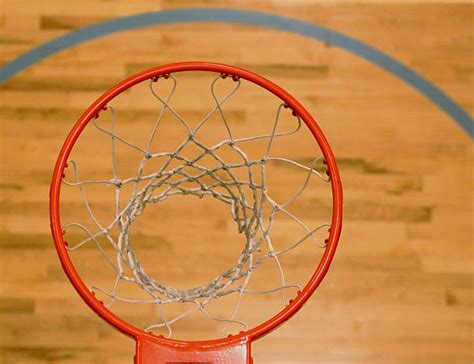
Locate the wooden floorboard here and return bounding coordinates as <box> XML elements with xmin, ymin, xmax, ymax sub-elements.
<box><xmin>0</xmin><ymin>1</ymin><xmax>472</xmax><ymax>363</ymax></box>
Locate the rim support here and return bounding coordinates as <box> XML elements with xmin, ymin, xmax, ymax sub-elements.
<box><xmin>135</xmin><ymin>336</ymin><xmax>252</xmax><ymax>363</ymax></box>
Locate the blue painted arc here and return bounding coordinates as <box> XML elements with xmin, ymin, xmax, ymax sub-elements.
<box><xmin>0</xmin><ymin>8</ymin><xmax>472</xmax><ymax>137</ymax></box>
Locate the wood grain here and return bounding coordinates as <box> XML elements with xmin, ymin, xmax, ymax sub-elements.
<box><xmin>0</xmin><ymin>1</ymin><xmax>472</xmax><ymax>364</ymax></box>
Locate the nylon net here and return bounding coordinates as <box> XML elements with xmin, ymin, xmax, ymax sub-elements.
<box><xmin>61</xmin><ymin>72</ymin><xmax>331</xmax><ymax>338</ymax></box>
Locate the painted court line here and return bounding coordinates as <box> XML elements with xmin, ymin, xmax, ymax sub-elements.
<box><xmin>0</xmin><ymin>8</ymin><xmax>472</xmax><ymax>137</ymax></box>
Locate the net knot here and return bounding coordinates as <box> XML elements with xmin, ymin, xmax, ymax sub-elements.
<box><xmin>112</xmin><ymin>179</ymin><xmax>123</xmax><ymax>188</ymax></box>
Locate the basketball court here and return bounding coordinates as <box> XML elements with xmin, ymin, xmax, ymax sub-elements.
<box><xmin>0</xmin><ymin>2</ymin><xmax>472</xmax><ymax>363</ymax></box>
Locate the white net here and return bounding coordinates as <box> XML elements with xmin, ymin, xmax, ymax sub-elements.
<box><xmin>61</xmin><ymin>72</ymin><xmax>331</xmax><ymax>338</ymax></box>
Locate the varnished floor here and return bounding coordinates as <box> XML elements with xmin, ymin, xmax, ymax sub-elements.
<box><xmin>0</xmin><ymin>2</ymin><xmax>473</xmax><ymax>364</ymax></box>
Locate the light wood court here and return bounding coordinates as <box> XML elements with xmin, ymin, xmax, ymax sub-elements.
<box><xmin>0</xmin><ymin>2</ymin><xmax>472</xmax><ymax>363</ymax></box>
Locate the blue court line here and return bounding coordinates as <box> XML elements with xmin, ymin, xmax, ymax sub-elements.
<box><xmin>0</xmin><ymin>8</ymin><xmax>472</xmax><ymax>137</ymax></box>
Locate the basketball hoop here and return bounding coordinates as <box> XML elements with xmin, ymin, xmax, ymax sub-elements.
<box><xmin>50</xmin><ymin>62</ymin><xmax>343</xmax><ymax>363</ymax></box>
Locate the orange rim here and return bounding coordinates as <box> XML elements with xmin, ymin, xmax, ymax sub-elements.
<box><xmin>49</xmin><ymin>61</ymin><xmax>343</xmax><ymax>350</ymax></box>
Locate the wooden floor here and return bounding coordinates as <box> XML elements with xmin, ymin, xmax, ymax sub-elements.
<box><xmin>0</xmin><ymin>1</ymin><xmax>472</xmax><ymax>364</ymax></box>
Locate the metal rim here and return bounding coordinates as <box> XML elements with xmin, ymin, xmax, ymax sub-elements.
<box><xmin>49</xmin><ymin>61</ymin><xmax>343</xmax><ymax>349</ymax></box>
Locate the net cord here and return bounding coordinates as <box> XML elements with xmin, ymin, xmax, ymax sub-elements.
<box><xmin>62</xmin><ymin>74</ymin><xmax>330</xmax><ymax>337</ymax></box>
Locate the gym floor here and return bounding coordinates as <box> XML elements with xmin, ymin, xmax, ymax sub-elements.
<box><xmin>0</xmin><ymin>1</ymin><xmax>472</xmax><ymax>363</ymax></box>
